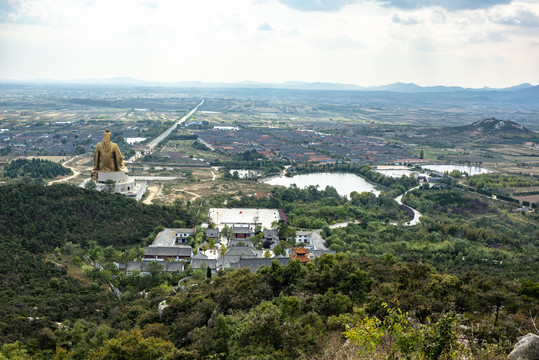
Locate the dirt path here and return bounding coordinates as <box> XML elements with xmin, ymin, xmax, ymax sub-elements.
<box><xmin>184</xmin><ymin>190</ymin><xmax>201</xmax><ymax>199</ymax></box>
<box><xmin>282</xmin><ymin>165</ymin><xmax>291</xmax><ymax>176</ymax></box>
<box><xmin>48</xmin><ymin>156</ymin><xmax>81</xmax><ymax>185</ymax></box>
<box><xmin>329</xmin><ymin>220</ymin><xmax>360</xmax><ymax>229</ymax></box>
<box><xmin>143</xmin><ymin>185</ymin><xmax>162</xmax><ymax>205</ymax></box>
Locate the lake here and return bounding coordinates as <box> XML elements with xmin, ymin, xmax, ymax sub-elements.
<box><xmin>264</xmin><ymin>172</ymin><xmax>380</xmax><ymax>197</ymax></box>
<box><xmin>420</xmin><ymin>164</ymin><xmax>493</xmax><ymax>175</ymax></box>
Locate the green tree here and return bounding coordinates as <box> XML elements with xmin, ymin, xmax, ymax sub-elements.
<box><xmin>273</xmin><ymin>243</ymin><xmax>285</xmax><ymax>256</ymax></box>
<box><xmin>86</xmin><ymin>330</ymin><xmax>177</xmax><ymax>360</ymax></box>
<box><xmin>0</xmin><ymin>341</ymin><xmax>31</xmax><ymax>360</ymax></box>
<box><xmin>146</xmin><ymin>261</ymin><xmax>164</xmax><ymax>278</ymax></box>
<box><xmin>102</xmin><ymin>245</ymin><xmax>118</xmax><ymax>263</ymax></box>
<box><xmin>104</xmin><ymin>179</ymin><xmax>115</xmax><ymax>194</ymax></box>
<box><xmin>85</xmin><ymin>180</ymin><xmax>96</xmax><ymax>190</ymax></box>
<box><xmin>221</xmin><ymin>225</ymin><xmax>233</xmax><ymax>240</ymax></box>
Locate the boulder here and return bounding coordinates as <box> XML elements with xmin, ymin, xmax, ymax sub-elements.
<box><xmin>508</xmin><ymin>333</ymin><xmax>539</xmax><ymax>360</ymax></box>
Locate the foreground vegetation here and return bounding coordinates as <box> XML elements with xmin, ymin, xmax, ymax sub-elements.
<box><xmin>0</xmin><ymin>182</ymin><xmax>537</xmax><ymax>359</ymax></box>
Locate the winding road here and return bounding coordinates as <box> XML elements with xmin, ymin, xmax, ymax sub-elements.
<box><xmin>327</xmin><ymin>185</ymin><xmax>423</xmax><ymax>230</ymax></box>
<box><xmin>48</xmin><ymin>156</ymin><xmax>83</xmax><ymax>185</ymax></box>
<box><xmin>394</xmin><ymin>185</ymin><xmax>422</xmax><ymax>226</ymax></box>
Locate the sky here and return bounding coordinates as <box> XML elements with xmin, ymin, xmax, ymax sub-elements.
<box><xmin>0</xmin><ymin>0</ymin><xmax>538</xmax><ymax>88</ymax></box>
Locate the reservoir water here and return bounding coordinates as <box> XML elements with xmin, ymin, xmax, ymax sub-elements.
<box><xmin>265</xmin><ymin>172</ymin><xmax>380</xmax><ymax>197</ymax></box>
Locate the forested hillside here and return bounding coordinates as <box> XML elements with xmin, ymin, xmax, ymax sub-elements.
<box><xmin>0</xmin><ymin>182</ymin><xmax>537</xmax><ymax>359</ymax></box>
<box><xmin>0</xmin><ymin>183</ymin><xmax>198</xmax><ymax>252</ymax></box>
<box><xmin>3</xmin><ymin>158</ymin><xmax>72</xmax><ymax>179</ymax></box>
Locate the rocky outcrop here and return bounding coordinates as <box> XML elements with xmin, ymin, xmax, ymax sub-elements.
<box><xmin>508</xmin><ymin>333</ymin><xmax>539</xmax><ymax>360</ymax></box>
<box><xmin>158</xmin><ymin>300</ymin><xmax>168</xmax><ymax>318</ymax></box>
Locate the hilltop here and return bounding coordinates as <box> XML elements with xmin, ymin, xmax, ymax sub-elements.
<box><xmin>456</xmin><ymin>117</ymin><xmax>533</xmax><ymax>136</ymax></box>
<box><xmin>432</xmin><ymin>117</ymin><xmax>536</xmax><ymax>143</ymax></box>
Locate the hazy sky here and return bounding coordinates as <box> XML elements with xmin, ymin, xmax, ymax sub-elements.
<box><xmin>1</xmin><ymin>0</ymin><xmax>538</xmax><ymax>87</ymax></box>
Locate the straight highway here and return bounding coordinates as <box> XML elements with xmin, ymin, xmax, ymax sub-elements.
<box><xmin>127</xmin><ymin>99</ymin><xmax>204</xmax><ymax>162</ymax></box>
<box><xmin>146</xmin><ymin>99</ymin><xmax>205</xmax><ymax>151</ymax></box>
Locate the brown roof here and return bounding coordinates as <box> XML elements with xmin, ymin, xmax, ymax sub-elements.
<box><xmin>290</xmin><ymin>254</ymin><xmax>311</xmax><ymax>263</ymax></box>
<box><xmin>293</xmin><ymin>247</ymin><xmax>308</xmax><ymax>255</ymax></box>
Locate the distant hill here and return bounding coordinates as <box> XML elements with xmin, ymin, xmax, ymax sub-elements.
<box><xmin>368</xmin><ymin>82</ymin><xmax>465</xmax><ymax>92</ymax></box>
<box><xmin>458</xmin><ymin>117</ymin><xmax>532</xmax><ymax>135</ymax></box>
<box><xmin>499</xmin><ymin>82</ymin><xmax>533</xmax><ymax>91</ymax></box>
<box><xmin>435</xmin><ymin>118</ymin><xmax>536</xmax><ymax>142</ymax></box>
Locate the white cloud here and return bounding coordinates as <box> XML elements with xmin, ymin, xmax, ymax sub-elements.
<box><xmin>392</xmin><ymin>13</ymin><xmax>421</xmax><ymax>25</ymax></box>
<box><xmin>0</xmin><ymin>0</ymin><xmax>538</xmax><ymax>87</ymax></box>
<box><xmin>489</xmin><ymin>6</ymin><xmax>539</xmax><ymax>27</ymax></box>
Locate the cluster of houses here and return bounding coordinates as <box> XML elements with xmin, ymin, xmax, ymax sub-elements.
<box><xmin>125</xmin><ymin>224</ymin><xmax>334</xmax><ymax>275</ymax></box>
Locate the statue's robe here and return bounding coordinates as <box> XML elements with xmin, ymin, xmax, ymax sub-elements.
<box><xmin>92</xmin><ymin>142</ymin><xmax>128</xmax><ymax>173</ymax></box>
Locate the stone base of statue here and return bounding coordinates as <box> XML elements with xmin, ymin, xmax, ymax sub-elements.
<box><xmin>81</xmin><ymin>171</ymin><xmax>147</xmax><ymax>201</ymax></box>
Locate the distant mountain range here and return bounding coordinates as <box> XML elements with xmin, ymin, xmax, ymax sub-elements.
<box><xmin>1</xmin><ymin>77</ymin><xmax>536</xmax><ymax>93</ymax></box>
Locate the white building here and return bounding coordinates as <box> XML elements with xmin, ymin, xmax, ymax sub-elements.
<box><xmin>81</xmin><ymin>171</ymin><xmax>147</xmax><ymax>201</ymax></box>
<box><xmin>208</xmin><ymin>208</ymin><xmax>284</xmax><ymax>231</ymax></box>
<box><xmin>295</xmin><ymin>231</ymin><xmax>313</xmax><ymax>246</ymax></box>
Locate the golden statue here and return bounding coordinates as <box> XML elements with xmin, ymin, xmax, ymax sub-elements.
<box><xmin>92</xmin><ymin>129</ymin><xmax>128</xmax><ymax>180</ymax></box>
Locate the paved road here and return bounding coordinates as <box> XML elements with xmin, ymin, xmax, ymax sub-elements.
<box><xmin>327</xmin><ymin>186</ymin><xmax>422</xmax><ymax>229</ymax></box>
<box><xmin>395</xmin><ymin>185</ymin><xmax>422</xmax><ymax>226</ymax></box>
<box><xmin>310</xmin><ymin>231</ymin><xmax>328</xmax><ymax>250</ymax></box>
<box><xmin>132</xmin><ymin>176</ymin><xmax>181</xmax><ymax>181</ymax></box>
<box><xmin>146</xmin><ymin>99</ymin><xmax>205</xmax><ymax>151</ymax></box>
<box><xmin>127</xmin><ymin>100</ymin><xmax>205</xmax><ymax>163</ymax></box>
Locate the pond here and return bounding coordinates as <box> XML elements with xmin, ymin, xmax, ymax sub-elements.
<box><xmin>264</xmin><ymin>172</ymin><xmax>380</xmax><ymax>197</ymax></box>
<box><xmin>420</xmin><ymin>164</ymin><xmax>493</xmax><ymax>175</ymax></box>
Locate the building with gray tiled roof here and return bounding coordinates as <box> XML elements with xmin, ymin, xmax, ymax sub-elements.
<box><xmin>142</xmin><ymin>246</ymin><xmax>192</xmax><ymax>261</ymax></box>
<box><xmin>190</xmin><ymin>251</ymin><xmax>218</xmax><ymax>271</ymax></box>
<box><xmin>150</xmin><ymin>228</ymin><xmax>195</xmax><ymax>246</ymax></box>
<box><xmin>219</xmin><ymin>245</ymin><xmax>258</xmax><ymax>268</ymax></box>
<box><xmin>126</xmin><ymin>261</ymin><xmax>185</xmax><ymax>274</ymax></box>
<box><xmin>235</xmin><ymin>256</ymin><xmax>290</xmax><ymax>272</ymax></box>
<box><xmin>310</xmin><ymin>250</ymin><xmax>336</xmax><ymax>258</ymax></box>
<box><xmin>263</xmin><ymin>229</ymin><xmax>279</xmax><ymax>248</ymax></box>
<box><xmin>205</xmin><ymin>228</ymin><xmax>219</xmax><ymax>241</ymax></box>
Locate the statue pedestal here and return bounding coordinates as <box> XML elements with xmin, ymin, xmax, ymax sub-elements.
<box><xmin>97</xmin><ymin>171</ymin><xmax>129</xmax><ymax>183</ymax></box>
<box><xmin>84</xmin><ymin>171</ymin><xmax>147</xmax><ymax>201</ymax></box>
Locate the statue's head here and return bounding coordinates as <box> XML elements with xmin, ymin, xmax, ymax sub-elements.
<box><xmin>102</xmin><ymin>129</ymin><xmax>112</xmax><ymax>151</ymax></box>
<box><xmin>103</xmin><ymin>129</ymin><xmax>112</xmax><ymax>141</ymax></box>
